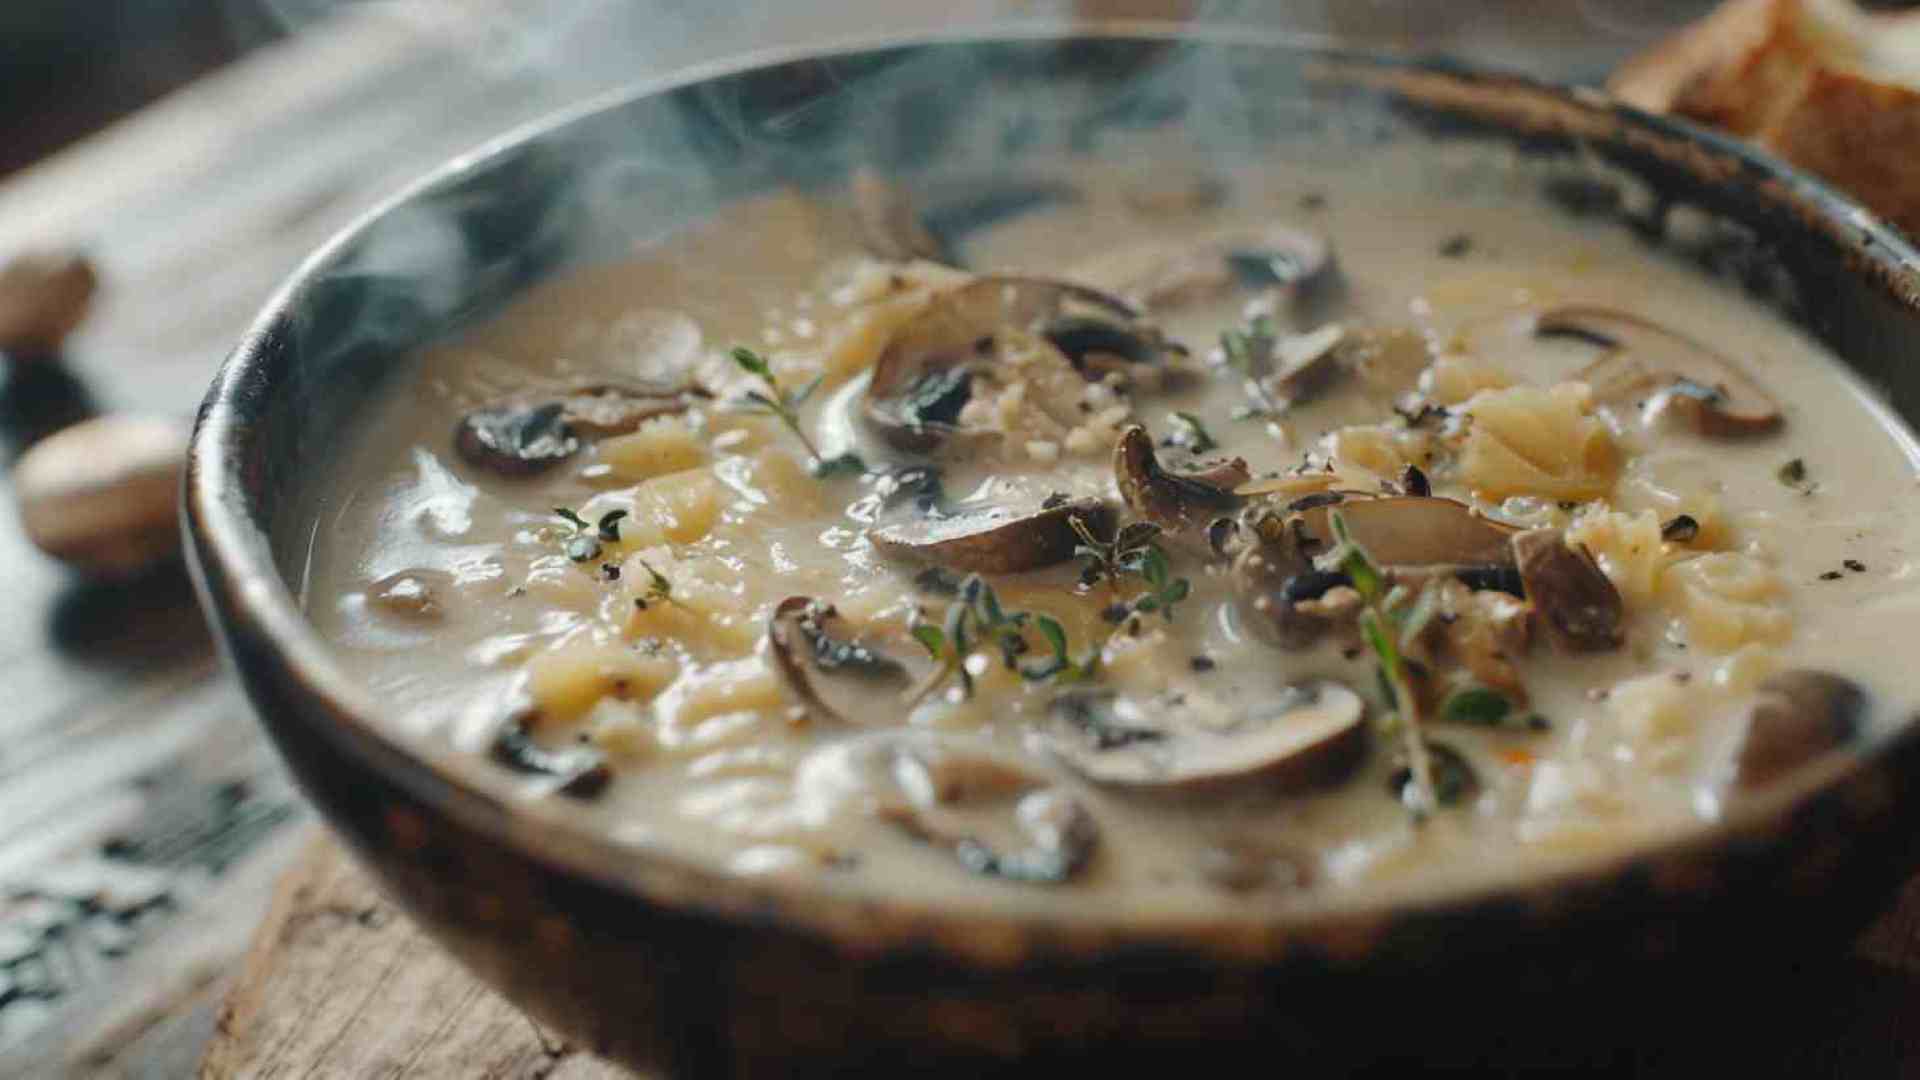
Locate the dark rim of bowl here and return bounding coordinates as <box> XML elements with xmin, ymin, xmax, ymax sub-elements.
<box><xmin>186</xmin><ymin>22</ymin><xmax>1920</xmax><ymax>964</ymax></box>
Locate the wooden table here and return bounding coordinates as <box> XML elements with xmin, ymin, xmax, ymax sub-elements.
<box><xmin>0</xmin><ymin>4</ymin><xmax>1815</xmax><ymax>1076</ymax></box>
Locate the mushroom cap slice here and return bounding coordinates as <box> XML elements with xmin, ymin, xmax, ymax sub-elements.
<box><xmin>870</xmin><ymin>496</ymin><xmax>1114</xmax><ymax>574</ymax></box>
<box><xmin>1225</xmin><ymin>508</ymin><xmax>1326</xmax><ymax>650</ymax></box>
<box><xmin>1291</xmin><ymin>495</ymin><xmax>1518</xmax><ymax>569</ymax></box>
<box><xmin>1113</xmin><ymin>425</ymin><xmax>1247</xmax><ymax>532</ymax></box>
<box><xmin>489</xmin><ymin>713</ymin><xmax>611</xmax><ymax>799</ymax></box>
<box><xmin>1118</xmin><ymin>227</ymin><xmax>1341</xmax><ymax>319</ymax></box>
<box><xmin>863</xmin><ymin>276</ymin><xmax>1157</xmax><ymax>452</ymax></box>
<box><xmin>1536</xmin><ymin>305</ymin><xmax>1783</xmax><ymax>437</ymax></box>
<box><xmin>454</xmin><ymin>402</ymin><xmax>579</xmax><ymax>477</ymax></box>
<box><xmin>1735</xmin><ymin>670</ymin><xmax>1865</xmax><ymax>790</ymax></box>
<box><xmin>1267</xmin><ymin>322</ymin><xmax>1349</xmax><ymax>404</ymax></box>
<box><xmin>557</xmin><ymin>380</ymin><xmax>707</xmax><ymax>438</ymax></box>
<box><xmin>1042</xmin><ymin>680</ymin><xmax>1366</xmax><ymax>790</ymax></box>
<box><xmin>1511</xmin><ymin>527</ymin><xmax>1624</xmax><ymax>652</ymax></box>
<box><xmin>767</xmin><ymin>597</ymin><xmax>914</xmax><ymax>725</ymax></box>
<box><xmin>454</xmin><ymin>379</ymin><xmax>705</xmax><ymax>476</ymax></box>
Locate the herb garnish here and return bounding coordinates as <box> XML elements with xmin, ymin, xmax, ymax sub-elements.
<box><xmin>633</xmin><ymin>559</ymin><xmax>674</xmax><ymax>609</ymax></box>
<box><xmin>1777</xmin><ymin>457</ymin><xmax>1815</xmax><ymax>493</ymax></box>
<box><xmin>905</xmin><ymin>575</ymin><xmax>1098</xmax><ymax>706</ymax></box>
<box><xmin>1067</xmin><ymin>515</ymin><xmax>1193</xmax><ymax>621</ymax></box>
<box><xmin>1219</xmin><ymin>315</ymin><xmax>1284</xmax><ymax>418</ymax></box>
<box><xmin>1437</xmin><ymin>687</ymin><xmax>1545</xmax><ymax>732</ymax></box>
<box><xmin>1165</xmin><ymin>411</ymin><xmax>1220</xmax><ymax>454</ymax></box>
<box><xmin>1439</xmin><ymin>686</ymin><xmax>1511</xmax><ymax>726</ymax></box>
<box><xmin>727</xmin><ymin>345</ymin><xmax>866</xmax><ymax>477</ymax></box>
<box><xmin>1319</xmin><ymin>509</ymin><xmax>1445</xmax><ymax>820</ymax></box>
<box><xmin>554</xmin><ymin>507</ymin><xmax>631</xmax><ymax>563</ymax></box>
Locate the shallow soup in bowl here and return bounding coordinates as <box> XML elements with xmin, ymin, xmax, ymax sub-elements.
<box><xmin>298</xmin><ymin>134</ymin><xmax>1920</xmax><ymax>922</ymax></box>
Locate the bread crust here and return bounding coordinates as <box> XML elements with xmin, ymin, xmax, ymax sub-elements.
<box><xmin>1609</xmin><ymin>0</ymin><xmax>1920</xmax><ymax>236</ymax></box>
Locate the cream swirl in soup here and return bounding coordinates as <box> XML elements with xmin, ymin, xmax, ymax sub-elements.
<box><xmin>301</xmin><ymin>159</ymin><xmax>1920</xmax><ymax>918</ymax></box>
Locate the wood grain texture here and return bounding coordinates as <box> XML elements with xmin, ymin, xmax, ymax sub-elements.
<box><xmin>200</xmin><ymin>834</ymin><xmax>635</xmax><ymax>1080</ymax></box>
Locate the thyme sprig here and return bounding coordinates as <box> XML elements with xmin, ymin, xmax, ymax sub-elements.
<box><xmin>727</xmin><ymin>345</ymin><xmax>865</xmax><ymax>476</ymax></box>
<box><xmin>1068</xmin><ymin>516</ymin><xmax>1190</xmax><ymax>621</ymax></box>
<box><xmin>1318</xmin><ymin>509</ymin><xmax>1444</xmax><ymax>821</ymax></box>
<box><xmin>905</xmin><ymin>574</ymin><xmax>1099</xmax><ymax>706</ymax></box>
<box><xmin>633</xmin><ymin>559</ymin><xmax>674</xmax><ymax>609</ymax></box>
<box><xmin>1220</xmin><ymin>314</ymin><xmax>1284</xmax><ymax>418</ymax></box>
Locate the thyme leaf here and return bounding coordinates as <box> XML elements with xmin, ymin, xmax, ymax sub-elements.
<box><xmin>1321</xmin><ymin>509</ymin><xmax>1443</xmax><ymax>822</ymax></box>
<box><xmin>905</xmin><ymin>576</ymin><xmax>1100</xmax><ymax>704</ymax></box>
<box><xmin>727</xmin><ymin>345</ymin><xmax>831</xmax><ymax>465</ymax></box>
<box><xmin>1439</xmin><ymin>686</ymin><xmax>1512</xmax><ymax>726</ymax></box>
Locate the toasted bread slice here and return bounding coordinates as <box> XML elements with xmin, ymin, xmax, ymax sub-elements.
<box><xmin>1610</xmin><ymin>0</ymin><xmax>1920</xmax><ymax>236</ymax></box>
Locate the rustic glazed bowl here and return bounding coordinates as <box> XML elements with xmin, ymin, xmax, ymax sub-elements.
<box><xmin>186</xmin><ymin>27</ymin><xmax>1920</xmax><ymax>1077</ymax></box>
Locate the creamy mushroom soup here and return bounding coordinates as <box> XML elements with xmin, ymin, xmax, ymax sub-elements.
<box><xmin>300</xmin><ymin>155</ymin><xmax>1920</xmax><ymax>918</ymax></box>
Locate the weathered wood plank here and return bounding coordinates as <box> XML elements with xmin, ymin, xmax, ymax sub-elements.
<box><xmin>199</xmin><ymin>834</ymin><xmax>634</xmax><ymax>1080</ymax></box>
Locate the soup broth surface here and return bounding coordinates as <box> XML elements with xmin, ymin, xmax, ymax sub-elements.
<box><xmin>303</xmin><ymin>150</ymin><xmax>1920</xmax><ymax>920</ymax></box>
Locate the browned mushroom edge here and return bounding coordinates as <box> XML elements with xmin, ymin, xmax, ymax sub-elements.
<box><xmin>1535</xmin><ymin>305</ymin><xmax>1783</xmax><ymax>437</ymax></box>
<box><xmin>1227</xmin><ymin>495</ymin><xmax>1522</xmax><ymax>650</ymax></box>
<box><xmin>1113</xmin><ymin>425</ymin><xmax>1248</xmax><ymax>532</ymax></box>
<box><xmin>488</xmin><ymin>712</ymin><xmax>611</xmax><ymax>799</ymax></box>
<box><xmin>869</xmin><ymin>495</ymin><xmax>1115</xmax><ymax>575</ymax></box>
<box><xmin>454</xmin><ymin>380</ymin><xmax>707</xmax><ymax>476</ymax></box>
<box><xmin>1511</xmin><ymin>527</ymin><xmax>1624</xmax><ymax>653</ymax></box>
<box><xmin>1734</xmin><ymin>669</ymin><xmax>1866</xmax><ymax>791</ymax></box>
<box><xmin>1042</xmin><ymin>680</ymin><xmax>1366</xmax><ymax>791</ymax></box>
<box><xmin>767</xmin><ymin>596</ymin><xmax>913</xmax><ymax>725</ymax></box>
<box><xmin>862</xmin><ymin>276</ymin><xmax>1172</xmax><ymax>452</ymax></box>
<box><xmin>1266</xmin><ymin>321</ymin><xmax>1351</xmax><ymax>406</ymax></box>
<box><xmin>1125</xmin><ymin>227</ymin><xmax>1342</xmax><ymax>323</ymax></box>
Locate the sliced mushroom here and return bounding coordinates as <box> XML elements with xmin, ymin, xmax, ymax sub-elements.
<box><xmin>489</xmin><ymin>713</ymin><xmax>611</xmax><ymax>799</ymax></box>
<box><xmin>556</xmin><ymin>380</ymin><xmax>707</xmax><ymax>438</ymax></box>
<box><xmin>1266</xmin><ymin>322</ymin><xmax>1348</xmax><ymax>404</ymax></box>
<box><xmin>1291</xmin><ymin>495</ymin><xmax>1519</xmax><ymax>570</ymax></box>
<box><xmin>1536</xmin><ymin>305</ymin><xmax>1782</xmax><ymax>437</ymax></box>
<box><xmin>454</xmin><ymin>380</ymin><xmax>703</xmax><ymax>476</ymax></box>
<box><xmin>1431</xmin><ymin>580</ymin><xmax>1533</xmax><ymax>705</ymax></box>
<box><xmin>1042</xmin><ymin>681</ymin><xmax>1366</xmax><ymax>791</ymax></box>
<box><xmin>863</xmin><ymin>276</ymin><xmax>1168</xmax><ymax>452</ymax></box>
<box><xmin>1227</xmin><ymin>508</ymin><xmax>1327</xmax><ymax>649</ymax></box>
<box><xmin>799</xmin><ymin>731</ymin><xmax>1098</xmax><ymax>884</ymax></box>
<box><xmin>1122</xmin><ymin>228</ymin><xmax>1340</xmax><ymax>322</ymax></box>
<box><xmin>1113</xmin><ymin>425</ymin><xmax>1247</xmax><ymax>532</ymax></box>
<box><xmin>1228</xmin><ymin>497</ymin><xmax>1518</xmax><ymax>651</ymax></box>
<box><xmin>870</xmin><ymin>494</ymin><xmax>1114</xmax><ymax>574</ymax></box>
<box><xmin>456</xmin><ymin>402</ymin><xmax>577</xmax><ymax>476</ymax></box>
<box><xmin>1734</xmin><ymin>670</ymin><xmax>1865</xmax><ymax>790</ymax></box>
<box><xmin>767</xmin><ymin>596</ymin><xmax>914</xmax><ymax>725</ymax></box>
<box><xmin>1511</xmin><ymin>528</ymin><xmax>1623</xmax><ymax>652</ymax></box>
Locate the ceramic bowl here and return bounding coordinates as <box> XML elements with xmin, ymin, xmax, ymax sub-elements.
<box><xmin>185</xmin><ymin>27</ymin><xmax>1920</xmax><ymax>1076</ymax></box>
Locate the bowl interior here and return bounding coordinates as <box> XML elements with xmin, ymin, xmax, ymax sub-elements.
<box><xmin>190</xmin><ymin>28</ymin><xmax>1920</xmax><ymax>947</ymax></box>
